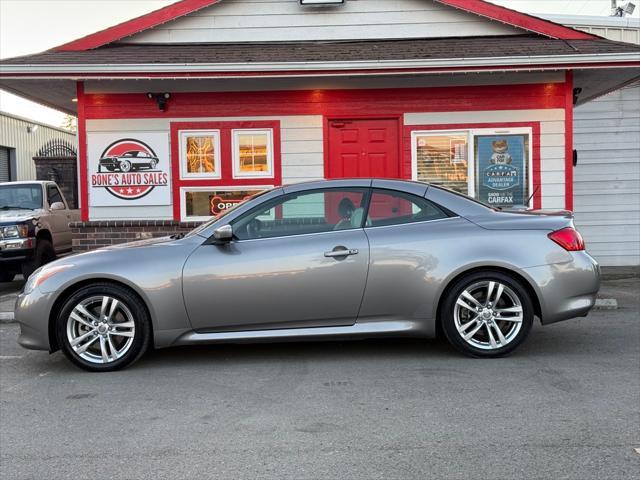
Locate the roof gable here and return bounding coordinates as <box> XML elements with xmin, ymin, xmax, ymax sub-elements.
<box><xmin>56</xmin><ymin>0</ymin><xmax>222</xmax><ymax>51</ymax></box>
<box><xmin>55</xmin><ymin>0</ymin><xmax>595</xmax><ymax>51</ymax></box>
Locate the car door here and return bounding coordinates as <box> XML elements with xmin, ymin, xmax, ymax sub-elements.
<box><xmin>45</xmin><ymin>184</ymin><xmax>72</xmax><ymax>252</ymax></box>
<box><xmin>182</xmin><ymin>187</ymin><xmax>371</xmax><ymax>332</ymax></box>
<box><xmin>358</xmin><ymin>183</ymin><xmax>460</xmax><ymax>329</ymax></box>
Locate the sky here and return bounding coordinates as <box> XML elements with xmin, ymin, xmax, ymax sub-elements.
<box><xmin>1</xmin><ymin>0</ymin><xmax>638</xmax><ymax>128</ymax></box>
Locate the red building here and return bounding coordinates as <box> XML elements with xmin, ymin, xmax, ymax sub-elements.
<box><xmin>1</xmin><ymin>0</ymin><xmax>638</xmax><ymax>249</ymax></box>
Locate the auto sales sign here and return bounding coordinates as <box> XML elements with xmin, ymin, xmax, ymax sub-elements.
<box><xmin>88</xmin><ymin>132</ymin><xmax>171</xmax><ymax>206</ymax></box>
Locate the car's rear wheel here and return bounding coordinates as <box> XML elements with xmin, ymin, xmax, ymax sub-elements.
<box><xmin>118</xmin><ymin>160</ymin><xmax>132</xmax><ymax>172</ymax></box>
<box><xmin>441</xmin><ymin>271</ymin><xmax>533</xmax><ymax>358</ymax></box>
<box><xmin>56</xmin><ymin>283</ymin><xmax>151</xmax><ymax>372</ymax></box>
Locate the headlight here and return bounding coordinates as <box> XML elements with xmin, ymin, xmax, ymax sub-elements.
<box><xmin>23</xmin><ymin>264</ymin><xmax>74</xmax><ymax>294</ymax></box>
<box><xmin>0</xmin><ymin>224</ymin><xmax>29</xmax><ymax>239</ymax></box>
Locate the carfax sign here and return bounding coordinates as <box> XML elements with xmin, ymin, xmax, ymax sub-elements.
<box><xmin>475</xmin><ymin>134</ymin><xmax>529</xmax><ymax>208</ymax></box>
<box><xmin>87</xmin><ymin>132</ymin><xmax>171</xmax><ymax>206</ymax></box>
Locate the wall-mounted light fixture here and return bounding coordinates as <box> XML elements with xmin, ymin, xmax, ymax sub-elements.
<box><xmin>300</xmin><ymin>0</ymin><xmax>345</xmax><ymax>5</ymax></box>
<box><xmin>26</xmin><ymin>125</ymin><xmax>39</xmax><ymax>134</ymax></box>
<box><xmin>147</xmin><ymin>92</ymin><xmax>171</xmax><ymax>111</ymax></box>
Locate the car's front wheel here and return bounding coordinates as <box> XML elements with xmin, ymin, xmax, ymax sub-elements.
<box><xmin>118</xmin><ymin>160</ymin><xmax>132</xmax><ymax>172</ymax></box>
<box><xmin>441</xmin><ymin>271</ymin><xmax>533</xmax><ymax>357</ymax></box>
<box><xmin>56</xmin><ymin>283</ymin><xmax>151</xmax><ymax>371</ymax></box>
<box><xmin>21</xmin><ymin>239</ymin><xmax>55</xmax><ymax>279</ymax></box>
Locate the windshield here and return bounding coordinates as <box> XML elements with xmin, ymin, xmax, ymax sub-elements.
<box><xmin>186</xmin><ymin>188</ymin><xmax>274</xmax><ymax>237</ymax></box>
<box><xmin>0</xmin><ymin>184</ymin><xmax>43</xmax><ymax>210</ymax></box>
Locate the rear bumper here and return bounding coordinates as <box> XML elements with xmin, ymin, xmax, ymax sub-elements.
<box><xmin>523</xmin><ymin>251</ymin><xmax>600</xmax><ymax>325</ymax></box>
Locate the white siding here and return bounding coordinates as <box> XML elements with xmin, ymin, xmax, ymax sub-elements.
<box><xmin>85</xmin><ymin>115</ymin><xmax>324</xmax><ymax>220</ymax></box>
<box><xmin>0</xmin><ymin>113</ymin><xmax>76</xmax><ymax>181</ymax></box>
<box><xmin>573</xmin><ymin>84</ymin><xmax>640</xmax><ymax>266</ymax></box>
<box><xmin>125</xmin><ymin>0</ymin><xmax>521</xmax><ymax>44</ymax></box>
<box><xmin>541</xmin><ymin>14</ymin><xmax>640</xmax><ymax>45</ymax></box>
<box><xmin>404</xmin><ymin>109</ymin><xmax>567</xmax><ymax>210</ymax></box>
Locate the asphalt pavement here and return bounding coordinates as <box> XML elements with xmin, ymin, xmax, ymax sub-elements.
<box><xmin>0</xmin><ymin>276</ymin><xmax>638</xmax><ymax>479</ymax></box>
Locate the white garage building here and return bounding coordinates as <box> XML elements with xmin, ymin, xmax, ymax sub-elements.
<box><xmin>544</xmin><ymin>14</ymin><xmax>640</xmax><ymax>266</ymax></box>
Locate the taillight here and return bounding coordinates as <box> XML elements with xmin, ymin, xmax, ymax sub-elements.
<box><xmin>548</xmin><ymin>227</ymin><xmax>585</xmax><ymax>251</ymax></box>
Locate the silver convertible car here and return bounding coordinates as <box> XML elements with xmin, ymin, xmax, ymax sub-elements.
<box><xmin>15</xmin><ymin>179</ymin><xmax>600</xmax><ymax>371</ymax></box>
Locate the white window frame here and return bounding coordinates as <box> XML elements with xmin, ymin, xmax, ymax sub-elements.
<box><xmin>180</xmin><ymin>185</ymin><xmax>273</xmax><ymax>222</ymax></box>
<box><xmin>179</xmin><ymin>129</ymin><xmax>221</xmax><ymax>180</ymax></box>
<box><xmin>232</xmin><ymin>128</ymin><xmax>274</xmax><ymax>179</ymax></box>
<box><xmin>411</xmin><ymin>127</ymin><xmax>534</xmax><ymax>207</ymax></box>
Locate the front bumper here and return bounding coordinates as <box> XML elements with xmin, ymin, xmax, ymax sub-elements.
<box><xmin>0</xmin><ymin>238</ymin><xmax>35</xmax><ymax>268</ymax></box>
<box><xmin>523</xmin><ymin>251</ymin><xmax>600</xmax><ymax>325</ymax></box>
<box><xmin>15</xmin><ymin>287</ymin><xmax>55</xmax><ymax>351</ymax></box>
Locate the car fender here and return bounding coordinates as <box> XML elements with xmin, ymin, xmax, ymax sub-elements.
<box><xmin>431</xmin><ymin>259</ymin><xmax>544</xmax><ymax>322</ymax></box>
<box><xmin>37</xmin><ymin>236</ymin><xmax>203</xmax><ymax>338</ymax></box>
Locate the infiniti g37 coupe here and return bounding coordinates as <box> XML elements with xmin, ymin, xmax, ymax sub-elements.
<box><xmin>15</xmin><ymin>179</ymin><xmax>600</xmax><ymax>371</ymax></box>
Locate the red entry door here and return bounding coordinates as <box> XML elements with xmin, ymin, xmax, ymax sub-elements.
<box><xmin>327</xmin><ymin>118</ymin><xmax>400</xmax><ymax>179</ymax></box>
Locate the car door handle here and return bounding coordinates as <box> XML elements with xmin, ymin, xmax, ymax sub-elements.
<box><xmin>324</xmin><ymin>248</ymin><xmax>359</xmax><ymax>258</ymax></box>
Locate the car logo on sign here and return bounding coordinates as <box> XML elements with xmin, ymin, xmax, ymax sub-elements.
<box><xmin>91</xmin><ymin>138</ymin><xmax>168</xmax><ymax>201</ymax></box>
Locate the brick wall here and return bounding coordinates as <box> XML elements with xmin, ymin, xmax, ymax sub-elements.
<box><xmin>33</xmin><ymin>156</ymin><xmax>79</xmax><ymax>208</ymax></box>
<box><xmin>70</xmin><ymin>220</ymin><xmax>202</xmax><ymax>252</ymax></box>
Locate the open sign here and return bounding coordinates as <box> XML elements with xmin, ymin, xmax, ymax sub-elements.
<box><xmin>209</xmin><ymin>195</ymin><xmax>252</xmax><ymax>216</ymax></box>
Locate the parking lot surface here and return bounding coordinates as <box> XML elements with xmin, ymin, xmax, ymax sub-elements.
<box><xmin>0</xmin><ymin>276</ymin><xmax>638</xmax><ymax>479</ymax></box>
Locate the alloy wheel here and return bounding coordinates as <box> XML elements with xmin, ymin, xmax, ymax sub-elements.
<box><xmin>453</xmin><ymin>280</ymin><xmax>523</xmax><ymax>350</ymax></box>
<box><xmin>66</xmin><ymin>295</ymin><xmax>136</xmax><ymax>364</ymax></box>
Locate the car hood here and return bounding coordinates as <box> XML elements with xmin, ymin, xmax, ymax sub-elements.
<box><xmin>0</xmin><ymin>209</ymin><xmax>42</xmax><ymax>223</ymax></box>
<box><xmin>36</xmin><ymin>233</ymin><xmax>204</xmax><ymax>295</ymax></box>
<box><xmin>105</xmin><ymin>235</ymin><xmax>178</xmax><ymax>250</ymax></box>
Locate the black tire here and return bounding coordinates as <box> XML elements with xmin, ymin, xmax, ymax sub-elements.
<box><xmin>149</xmin><ymin>159</ymin><xmax>157</xmax><ymax>169</ymax></box>
<box><xmin>56</xmin><ymin>283</ymin><xmax>151</xmax><ymax>372</ymax></box>
<box><xmin>440</xmin><ymin>270</ymin><xmax>534</xmax><ymax>358</ymax></box>
<box><xmin>0</xmin><ymin>271</ymin><xmax>16</xmax><ymax>282</ymax></box>
<box><xmin>21</xmin><ymin>239</ymin><xmax>56</xmax><ymax>279</ymax></box>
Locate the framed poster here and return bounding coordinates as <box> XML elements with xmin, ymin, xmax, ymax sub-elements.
<box><xmin>474</xmin><ymin>131</ymin><xmax>531</xmax><ymax>208</ymax></box>
<box><xmin>88</xmin><ymin>132</ymin><xmax>171</xmax><ymax>207</ymax></box>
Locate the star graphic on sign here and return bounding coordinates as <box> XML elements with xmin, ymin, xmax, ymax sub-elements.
<box><xmin>127</xmin><ymin>188</ymin><xmax>133</xmax><ymax>194</ymax></box>
<box><xmin>119</xmin><ymin>188</ymin><xmax>126</xmax><ymax>194</ymax></box>
<box><xmin>135</xmin><ymin>188</ymin><xmax>141</xmax><ymax>193</ymax></box>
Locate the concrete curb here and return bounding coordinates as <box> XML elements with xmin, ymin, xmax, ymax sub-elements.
<box><xmin>594</xmin><ymin>298</ymin><xmax>618</xmax><ymax>310</ymax></box>
<box><xmin>0</xmin><ymin>312</ymin><xmax>15</xmax><ymax>323</ymax></box>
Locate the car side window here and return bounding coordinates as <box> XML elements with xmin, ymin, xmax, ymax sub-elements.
<box><xmin>233</xmin><ymin>188</ymin><xmax>368</xmax><ymax>240</ymax></box>
<box><xmin>366</xmin><ymin>189</ymin><xmax>449</xmax><ymax>227</ymax></box>
<box><xmin>47</xmin><ymin>185</ymin><xmax>63</xmax><ymax>207</ymax></box>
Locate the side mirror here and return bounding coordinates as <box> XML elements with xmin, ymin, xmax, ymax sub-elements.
<box><xmin>212</xmin><ymin>224</ymin><xmax>233</xmax><ymax>242</ymax></box>
<box><xmin>50</xmin><ymin>202</ymin><xmax>65</xmax><ymax>211</ymax></box>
